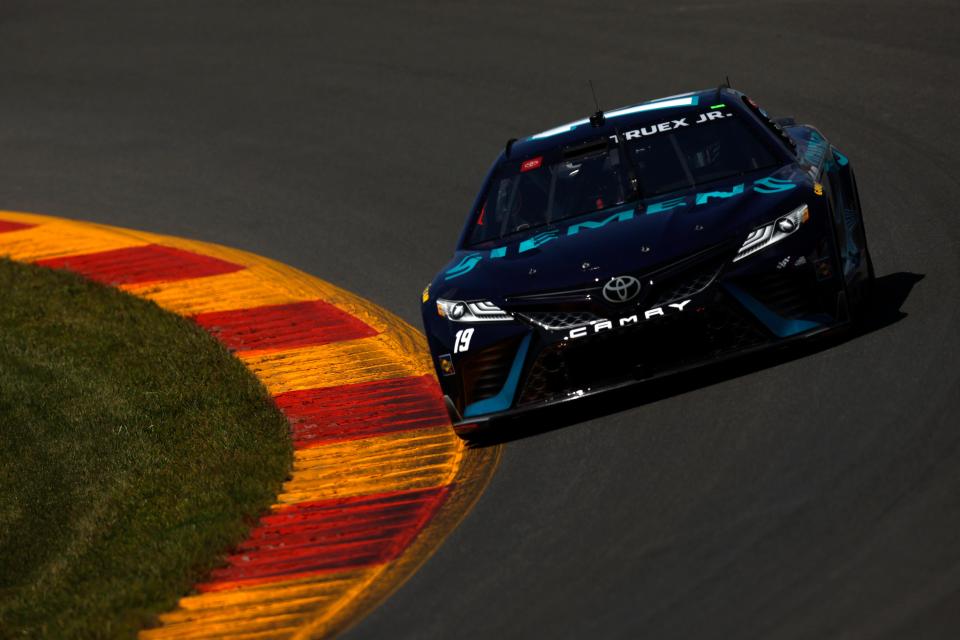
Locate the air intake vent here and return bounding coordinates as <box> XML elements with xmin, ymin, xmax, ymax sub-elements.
<box><xmin>460</xmin><ymin>337</ymin><xmax>522</xmax><ymax>406</ymax></box>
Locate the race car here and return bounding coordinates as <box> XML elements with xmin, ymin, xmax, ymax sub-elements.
<box><xmin>421</xmin><ymin>86</ymin><xmax>874</xmax><ymax>439</ymax></box>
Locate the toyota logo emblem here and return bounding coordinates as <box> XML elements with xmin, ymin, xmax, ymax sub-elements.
<box><xmin>602</xmin><ymin>275</ymin><xmax>641</xmax><ymax>303</ymax></box>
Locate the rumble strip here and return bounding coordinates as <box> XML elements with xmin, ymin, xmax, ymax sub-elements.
<box><xmin>0</xmin><ymin>210</ymin><xmax>499</xmax><ymax>639</ymax></box>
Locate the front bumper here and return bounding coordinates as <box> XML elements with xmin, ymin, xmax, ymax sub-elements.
<box><xmin>449</xmin><ymin>318</ymin><xmax>840</xmax><ymax>438</ymax></box>
<box><xmin>429</xmin><ymin>229</ymin><xmax>847</xmax><ymax>431</ymax></box>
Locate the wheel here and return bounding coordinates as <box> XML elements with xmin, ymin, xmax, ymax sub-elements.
<box><xmin>847</xmin><ymin>169</ymin><xmax>875</xmax><ymax>324</ymax></box>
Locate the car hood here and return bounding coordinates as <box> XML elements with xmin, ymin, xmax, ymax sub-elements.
<box><xmin>433</xmin><ymin>165</ymin><xmax>814</xmax><ymax>303</ymax></box>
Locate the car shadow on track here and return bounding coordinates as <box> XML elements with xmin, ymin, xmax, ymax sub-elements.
<box><xmin>467</xmin><ymin>271</ymin><xmax>924</xmax><ymax>447</ymax></box>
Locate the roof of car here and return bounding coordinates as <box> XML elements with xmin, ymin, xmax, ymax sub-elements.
<box><xmin>507</xmin><ymin>87</ymin><xmax>743</xmax><ymax>159</ymax></box>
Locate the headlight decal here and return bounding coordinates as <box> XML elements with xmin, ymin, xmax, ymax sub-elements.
<box><xmin>436</xmin><ymin>299</ymin><xmax>512</xmax><ymax>322</ymax></box>
<box><xmin>733</xmin><ymin>204</ymin><xmax>809</xmax><ymax>262</ymax></box>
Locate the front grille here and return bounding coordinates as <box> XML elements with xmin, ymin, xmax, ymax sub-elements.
<box><xmin>516</xmin><ymin>310</ymin><xmax>600</xmax><ymax>331</ymax></box>
<box><xmin>517</xmin><ymin>296</ymin><xmax>769</xmax><ymax>405</ymax></box>
<box><xmin>518</xmin><ymin>346</ymin><xmax>568</xmax><ymax>405</ymax></box>
<box><xmin>460</xmin><ymin>337</ymin><xmax>522</xmax><ymax>409</ymax></box>
<box><xmin>701</xmin><ymin>301</ymin><xmax>769</xmax><ymax>353</ymax></box>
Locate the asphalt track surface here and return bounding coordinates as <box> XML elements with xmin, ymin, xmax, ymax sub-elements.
<box><xmin>1</xmin><ymin>2</ymin><xmax>958</xmax><ymax>638</ymax></box>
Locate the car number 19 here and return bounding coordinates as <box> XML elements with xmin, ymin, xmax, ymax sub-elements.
<box><xmin>454</xmin><ymin>328</ymin><xmax>474</xmax><ymax>353</ymax></box>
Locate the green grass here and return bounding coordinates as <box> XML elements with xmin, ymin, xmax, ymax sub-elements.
<box><xmin>0</xmin><ymin>258</ymin><xmax>292</xmax><ymax>639</ymax></box>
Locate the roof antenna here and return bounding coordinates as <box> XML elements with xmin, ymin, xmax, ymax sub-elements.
<box><xmin>588</xmin><ymin>80</ymin><xmax>605</xmax><ymax>127</ymax></box>
<box><xmin>504</xmin><ymin>137</ymin><xmax>517</xmax><ymax>157</ymax></box>
<box><xmin>716</xmin><ymin>75</ymin><xmax>732</xmax><ymax>101</ymax></box>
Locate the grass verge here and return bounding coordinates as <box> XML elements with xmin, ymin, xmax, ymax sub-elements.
<box><xmin>0</xmin><ymin>258</ymin><xmax>292</xmax><ymax>638</ymax></box>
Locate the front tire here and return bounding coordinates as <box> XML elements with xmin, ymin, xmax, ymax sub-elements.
<box><xmin>847</xmin><ymin>169</ymin><xmax>875</xmax><ymax>324</ymax></box>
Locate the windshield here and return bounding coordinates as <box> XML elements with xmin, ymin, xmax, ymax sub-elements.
<box><xmin>466</xmin><ymin>112</ymin><xmax>780</xmax><ymax>246</ymax></box>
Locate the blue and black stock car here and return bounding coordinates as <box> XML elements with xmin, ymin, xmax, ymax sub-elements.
<box><xmin>422</xmin><ymin>86</ymin><xmax>874</xmax><ymax>438</ymax></box>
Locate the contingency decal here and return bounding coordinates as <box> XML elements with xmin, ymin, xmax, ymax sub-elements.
<box><xmin>520</xmin><ymin>156</ymin><xmax>543</xmax><ymax>172</ymax></box>
<box><xmin>438</xmin><ymin>353</ymin><xmax>455</xmax><ymax>376</ymax></box>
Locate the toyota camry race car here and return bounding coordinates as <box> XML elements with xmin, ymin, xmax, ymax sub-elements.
<box><xmin>422</xmin><ymin>86</ymin><xmax>874</xmax><ymax>438</ymax></box>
